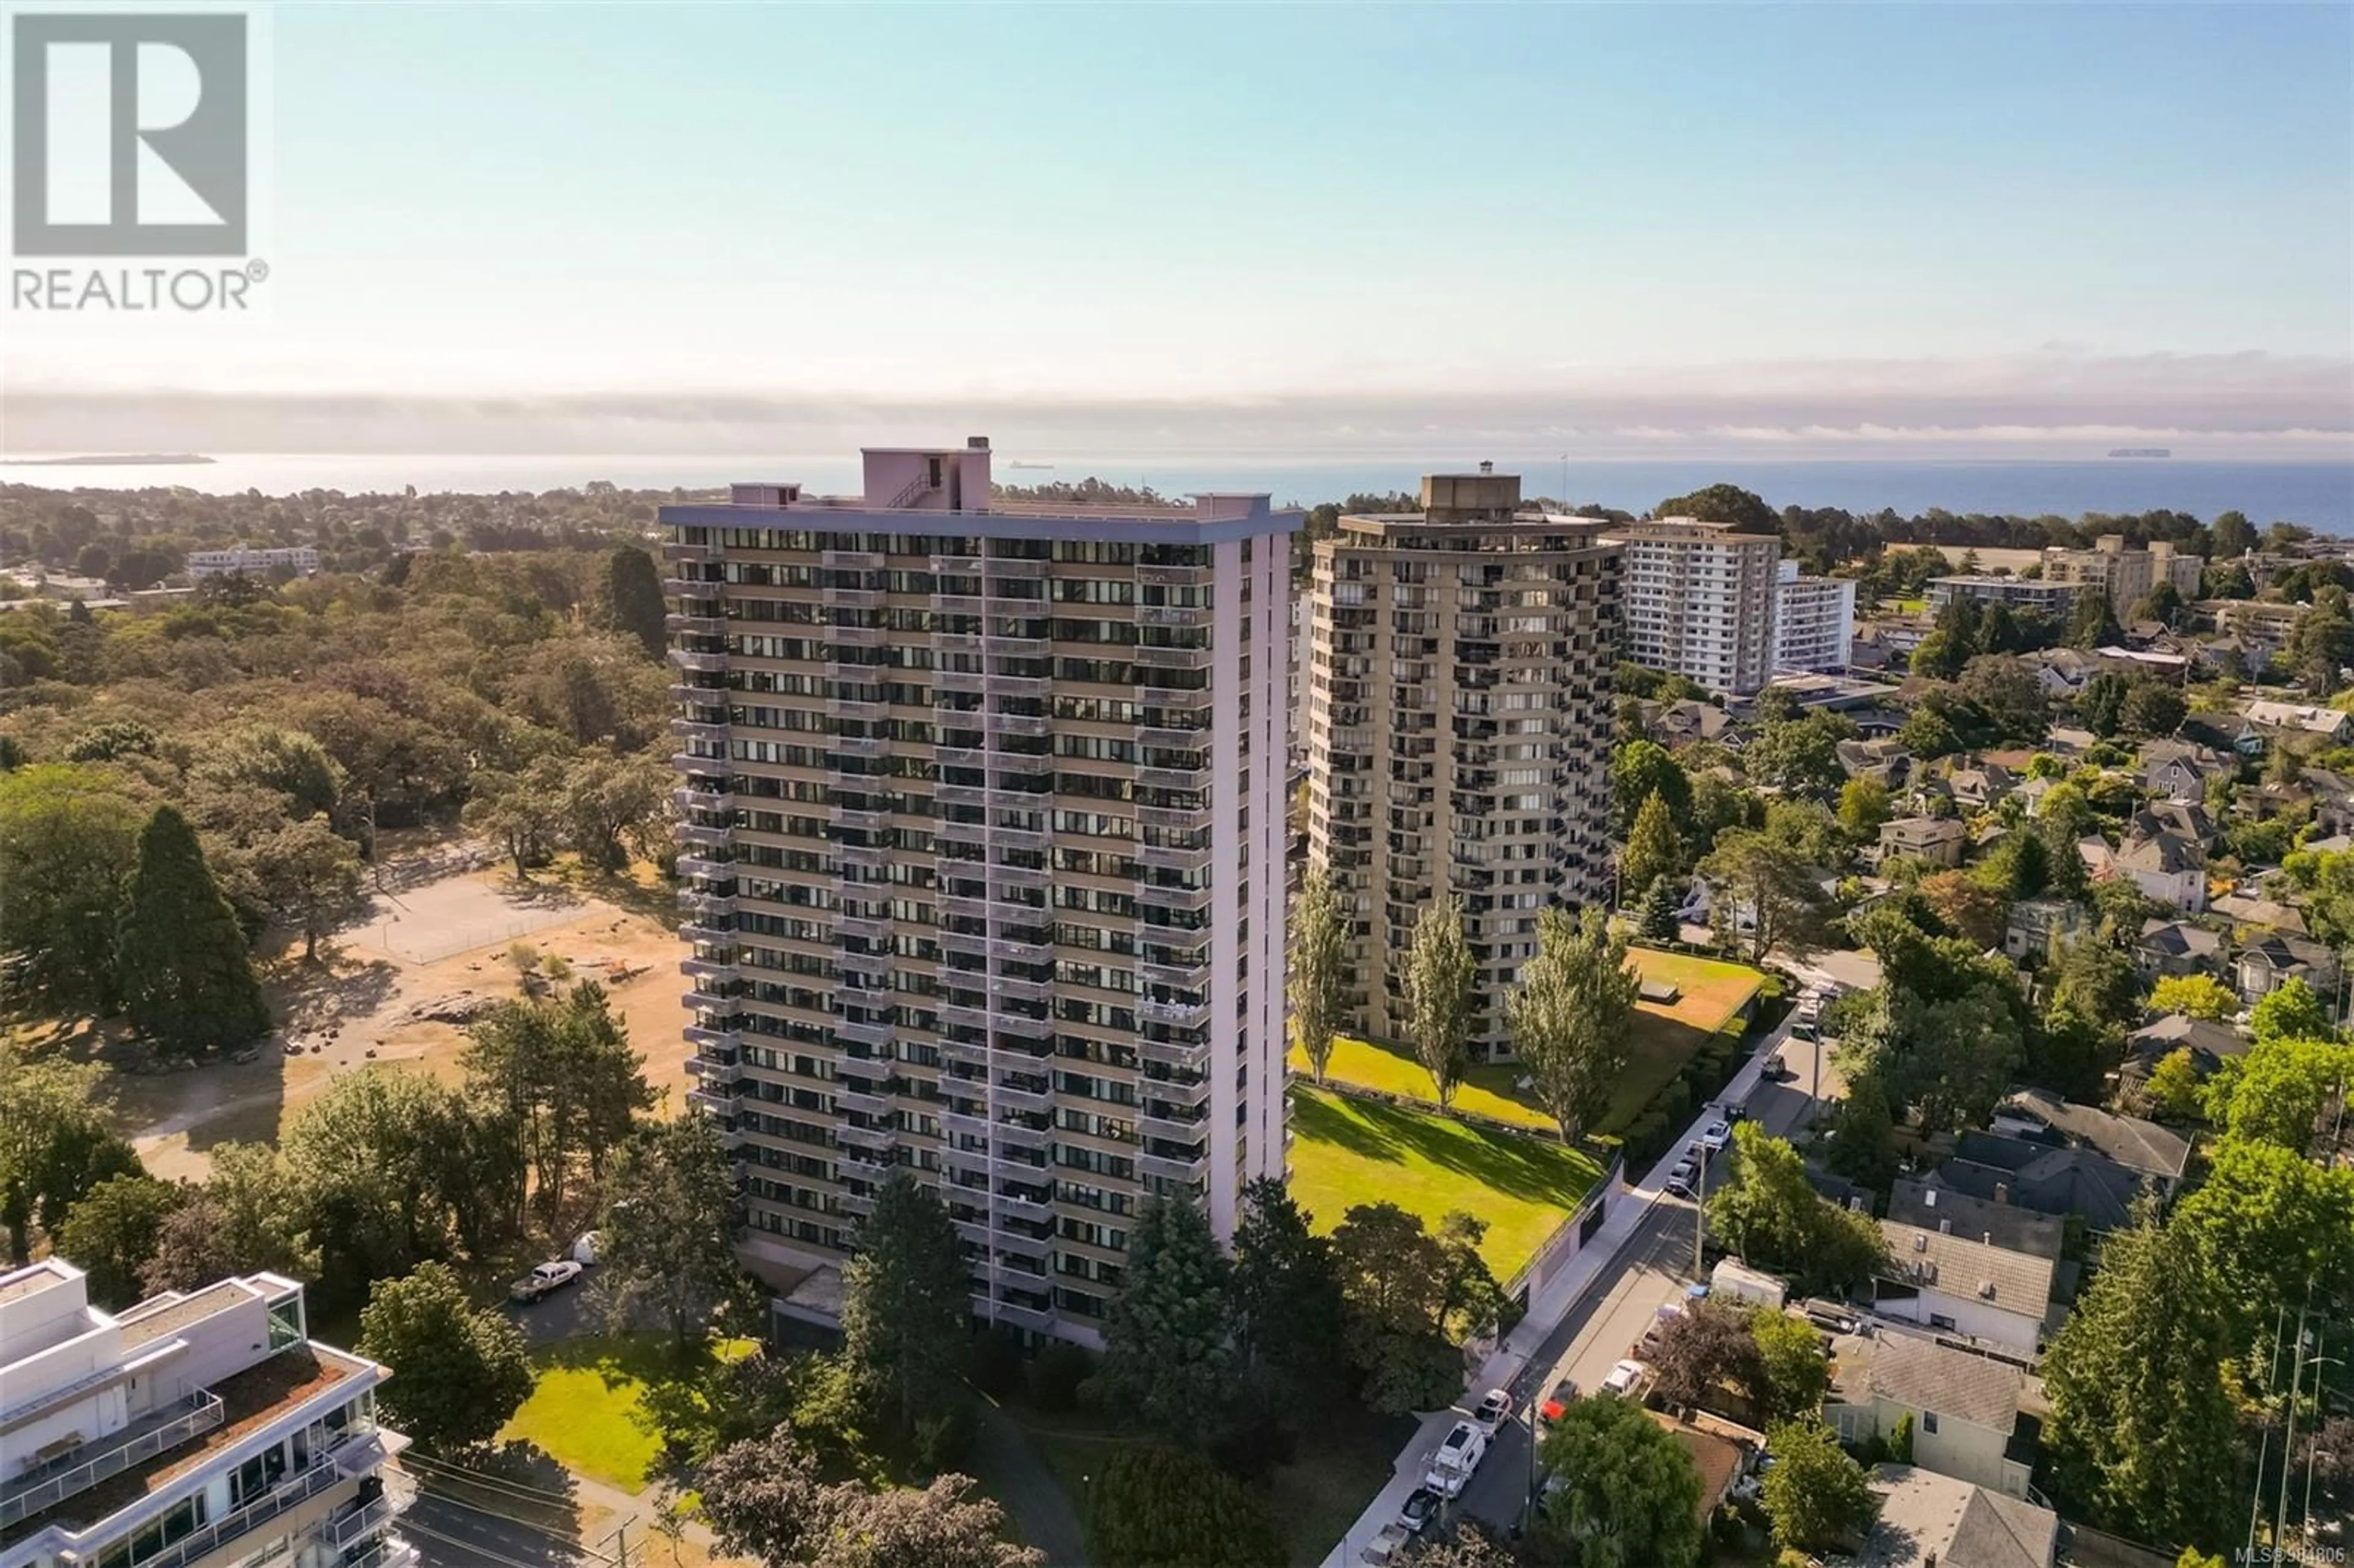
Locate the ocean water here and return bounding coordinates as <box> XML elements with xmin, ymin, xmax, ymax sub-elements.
<box><xmin>4</xmin><ymin>452</ymin><xmax>2352</xmax><ymax>531</ymax></box>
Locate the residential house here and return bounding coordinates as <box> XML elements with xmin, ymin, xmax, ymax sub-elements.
<box><xmin>1826</xmin><ymin>1329</ymin><xmax>2040</xmax><ymax>1498</ymax></box>
<box><xmin>2210</xmin><ymin>892</ymin><xmax>2307</xmax><ymax>935</ymax></box>
<box><xmin>2004</xmin><ymin>898</ymin><xmax>2085</xmax><ymax>963</ymax></box>
<box><xmin>2130</xmin><ymin>800</ymin><xmax>2216</xmax><ymax>846</ymax></box>
<box><xmin>1838</xmin><ymin>736</ymin><xmax>1913</xmax><ymax>786</ymax></box>
<box><xmin>2236</xmin><ymin>778</ymin><xmax>2316</xmax><ymax>823</ymax></box>
<box><xmin>2131</xmin><ymin>918</ymin><xmax>2228</xmax><ymax>979</ymax></box>
<box><xmin>2236</xmin><ymin>931</ymin><xmax>2342</xmax><ymax>1008</ymax></box>
<box><xmin>1989</xmin><ymin>1087</ymin><xmax>2195</xmax><ymax>1193</ymax></box>
<box><xmin>2044</xmin><ymin>726</ymin><xmax>2099</xmax><ymax>759</ymax></box>
<box><xmin>1949</xmin><ymin>761</ymin><xmax>2017</xmax><ymax>811</ymax></box>
<box><xmin>2141</xmin><ymin>742</ymin><xmax>2230</xmax><ymax>806</ymax></box>
<box><xmin>1647</xmin><ymin>1413</ymin><xmax>1754</xmax><ymax>1524</ymax></box>
<box><xmin>2093</xmin><ymin>645</ymin><xmax>2190</xmax><ymax>684</ymax></box>
<box><xmin>1846</xmin><ymin>1464</ymin><xmax>2059</xmax><ymax>1568</ymax></box>
<box><xmin>2101</xmin><ymin>825</ymin><xmax>2207</xmax><ymax>912</ymax></box>
<box><xmin>2122</xmin><ymin>1013</ymin><xmax>2252</xmax><ymax>1098</ymax></box>
<box><xmin>1644</xmin><ymin>698</ymin><xmax>1737</xmax><ymax>750</ymax></box>
<box><xmin>2013</xmin><ymin>774</ymin><xmax>2059</xmax><ymax>818</ymax></box>
<box><xmin>2242</xmin><ymin>698</ymin><xmax>2354</xmax><ymax>748</ymax></box>
<box><xmin>0</xmin><ymin>1259</ymin><xmax>415</xmax><ymax>1568</ymax></box>
<box><xmin>1873</xmin><ymin>1220</ymin><xmax>2058</xmax><ymax>1358</ymax></box>
<box><xmin>1886</xmin><ymin>1178</ymin><xmax>2066</xmax><ymax>1262</ymax></box>
<box><xmin>1930</xmin><ymin>1135</ymin><xmax>2153</xmax><ymax>1236</ymax></box>
<box><xmin>2298</xmin><ymin>766</ymin><xmax>2354</xmax><ymax>835</ymax></box>
<box><xmin>2026</xmin><ymin>649</ymin><xmax>2101</xmax><ymax>699</ymax></box>
<box><xmin>1877</xmin><ymin>816</ymin><xmax>1968</xmax><ymax>869</ymax></box>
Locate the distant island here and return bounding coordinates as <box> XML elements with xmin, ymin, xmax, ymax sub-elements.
<box><xmin>0</xmin><ymin>452</ymin><xmax>215</xmax><ymax>466</ymax></box>
<box><xmin>2106</xmin><ymin>447</ymin><xmax>2172</xmax><ymax>459</ymax></box>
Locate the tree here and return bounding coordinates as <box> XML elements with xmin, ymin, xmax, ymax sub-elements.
<box><xmin>1230</xmin><ymin>1176</ymin><xmax>1346</xmax><ymax>1409</ymax></box>
<box><xmin>598</xmin><ymin>1115</ymin><xmax>745</xmax><ymax>1349</ymax></box>
<box><xmin>1639</xmin><ymin>875</ymin><xmax>1682</xmax><ymax>942</ymax></box>
<box><xmin>1089</xmin><ymin>1445</ymin><xmax>1286</xmax><ymax>1568</ymax></box>
<box><xmin>1099</xmin><ymin>1195</ymin><xmax>1236</xmax><ymax>1447</ymax></box>
<box><xmin>1697</xmin><ymin>828</ymin><xmax>1833</xmax><ymax>964</ymax></box>
<box><xmin>2207</xmin><ymin>1034</ymin><xmax>2352</xmax><ymax>1155</ymax></box>
<box><xmin>1397</xmin><ymin>1518</ymin><xmax>1521</xmax><ymax>1568</ymax></box>
<box><xmin>0</xmin><ymin>763</ymin><xmax>140</xmax><ymax>1014</ymax></box>
<box><xmin>1956</xmin><ymin>655</ymin><xmax>2051</xmax><ymax>743</ymax></box>
<box><xmin>1745</xmin><ymin>714</ymin><xmax>1853</xmax><ymax>805</ymax></box>
<box><xmin>0</xmin><ymin>1046</ymin><xmax>129</xmax><ymax>1263</ymax></box>
<box><xmin>1760</xmin><ymin>1419</ymin><xmax>1876</xmax><ymax>1553</ymax></box>
<box><xmin>2066</xmin><ymin>589</ymin><xmax>2123</xmax><ymax>651</ymax></box>
<box><xmin>1706</xmin><ymin>1125</ymin><xmax>1887</xmax><ymax>1295</ymax></box>
<box><xmin>1330</xmin><ymin>1202</ymin><xmax>1460</xmax><ymax>1414</ymax></box>
<box><xmin>840</xmin><ymin>1170</ymin><xmax>969</xmax><ymax>1431</ymax></box>
<box><xmin>464</xmin><ymin>755</ymin><xmax>569</xmax><ymax>875</ymax></box>
<box><xmin>2212</xmin><ymin>510</ymin><xmax>2256</xmax><ymax>558</ymax></box>
<box><xmin>2169</xmin><ymin>1140</ymin><xmax>2354</xmax><ymax>1355</ymax></box>
<box><xmin>259</xmin><ymin>814</ymin><xmax>367</xmax><ymax>960</ymax></box>
<box><xmin>1289</xmin><ymin>872</ymin><xmax>1350</xmax><ymax>1085</ymax></box>
<box><xmin>1917</xmin><ymin>870</ymin><xmax>2005</xmax><ymax>948</ymax></box>
<box><xmin>2146</xmin><ymin>1046</ymin><xmax>2209</xmax><ymax>1125</ymax></box>
<box><xmin>1509</xmin><ymin>905</ymin><xmax>1640</xmax><ymax>1141</ymax></box>
<box><xmin>2149</xmin><ymin>973</ymin><xmax>2237</xmax><ymax>1021</ymax></box>
<box><xmin>2043</xmin><ymin>1211</ymin><xmax>2239</xmax><ymax>1551</ymax></box>
<box><xmin>1537</xmin><ymin>1388</ymin><xmax>1704</xmax><ymax>1568</ymax></box>
<box><xmin>1623</xmin><ymin>790</ymin><xmax>1684</xmax><ymax>899</ymax></box>
<box><xmin>1837</xmin><ymin>776</ymin><xmax>1891</xmax><ymax>845</ymax></box>
<box><xmin>2077</xmin><ymin>671</ymin><xmax>2131</xmax><ymax>736</ymax></box>
<box><xmin>1885</xmin><ymin>986</ymin><xmax>2023</xmax><ymax>1135</ymax></box>
<box><xmin>1402</xmin><ymin>895</ymin><xmax>1477</xmax><ymax>1109</ymax></box>
<box><xmin>1750</xmin><ymin>1310</ymin><xmax>1832</xmax><ymax>1428</ymax></box>
<box><xmin>1611</xmin><ymin>740</ymin><xmax>1690</xmax><ymax>832</ymax></box>
<box><xmin>142</xmin><ymin>1141</ymin><xmax>314</xmax><ymax>1291</ymax></box>
<box><xmin>2250</xmin><ymin>976</ymin><xmax>2333</xmax><ymax>1045</ymax></box>
<box><xmin>2120</xmin><ymin>680</ymin><xmax>2188</xmax><ymax>739</ymax></box>
<box><xmin>463</xmin><ymin>982</ymin><xmax>654</xmax><ymax>1217</ymax></box>
<box><xmin>283</xmin><ymin>1068</ymin><xmax>465</xmax><ymax>1297</ymax></box>
<box><xmin>1647</xmin><ymin>1300</ymin><xmax>1763</xmax><ymax>1414</ymax></box>
<box><xmin>116</xmin><ymin>805</ymin><xmax>270</xmax><ymax>1057</ymax></box>
<box><xmin>357</xmin><ymin>1260</ymin><xmax>533</xmax><ymax>1451</ymax></box>
<box><xmin>605</xmin><ymin>544</ymin><xmax>668</xmax><ymax>660</ymax></box>
<box><xmin>560</xmin><ymin>747</ymin><xmax>669</xmax><ymax>870</ymax></box>
<box><xmin>811</xmin><ymin>1477</ymin><xmax>1043</xmax><ymax>1568</ymax></box>
<box><xmin>56</xmin><ymin>1173</ymin><xmax>185</xmax><ymax>1308</ymax></box>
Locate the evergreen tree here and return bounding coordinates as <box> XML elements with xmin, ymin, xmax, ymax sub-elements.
<box><xmin>1621</xmin><ymin>791</ymin><xmax>1683</xmax><ymax>900</ymax></box>
<box><xmin>117</xmin><ymin>805</ymin><xmax>269</xmax><ymax>1057</ymax></box>
<box><xmin>605</xmin><ymin>544</ymin><xmax>668</xmax><ymax>660</ymax></box>
<box><xmin>598</xmin><ymin>1115</ymin><xmax>746</xmax><ymax>1350</ymax></box>
<box><xmin>1638</xmin><ymin>874</ymin><xmax>1681</xmax><ymax>942</ymax></box>
<box><xmin>2043</xmin><ymin>1209</ymin><xmax>2239</xmax><ymax>1551</ymax></box>
<box><xmin>1403</xmin><ymin>895</ymin><xmax>1478</xmax><ymax>1109</ymax></box>
<box><xmin>1761</xmin><ymin>1419</ymin><xmax>1876</xmax><ymax>1553</ymax></box>
<box><xmin>1230</xmin><ymin>1177</ymin><xmax>1346</xmax><ymax>1408</ymax></box>
<box><xmin>1287</xmin><ymin>872</ymin><xmax>1350</xmax><ymax>1084</ymax></box>
<box><xmin>840</xmin><ymin>1169</ymin><xmax>971</xmax><ymax>1433</ymax></box>
<box><xmin>1099</xmin><ymin>1195</ymin><xmax>1237</xmax><ymax>1448</ymax></box>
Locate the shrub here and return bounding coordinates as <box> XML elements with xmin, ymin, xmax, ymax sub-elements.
<box><xmin>913</xmin><ymin>1403</ymin><xmax>972</xmax><ymax>1475</ymax></box>
<box><xmin>1031</xmin><ymin>1342</ymin><xmax>1093</xmax><ymax>1412</ymax></box>
<box><xmin>1091</xmin><ymin>1446</ymin><xmax>1287</xmax><ymax>1568</ymax></box>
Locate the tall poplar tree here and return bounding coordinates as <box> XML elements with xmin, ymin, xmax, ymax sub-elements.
<box><xmin>1403</xmin><ymin>894</ymin><xmax>1477</xmax><ymax>1109</ymax></box>
<box><xmin>1288</xmin><ymin>872</ymin><xmax>1351</xmax><ymax>1084</ymax></box>
<box><xmin>117</xmin><ymin>805</ymin><xmax>269</xmax><ymax>1057</ymax></box>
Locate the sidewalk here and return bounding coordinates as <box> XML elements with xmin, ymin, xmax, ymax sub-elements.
<box><xmin>1316</xmin><ymin>1007</ymin><xmax>1798</xmax><ymax>1567</ymax></box>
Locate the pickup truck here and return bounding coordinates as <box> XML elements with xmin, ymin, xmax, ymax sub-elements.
<box><xmin>509</xmin><ymin>1260</ymin><xmax>584</xmax><ymax>1303</ymax></box>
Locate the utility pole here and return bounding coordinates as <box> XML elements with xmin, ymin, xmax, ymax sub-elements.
<box><xmin>2279</xmin><ymin>1284</ymin><xmax>2313</xmax><ymax>1553</ymax></box>
<box><xmin>2252</xmin><ymin>1302</ymin><xmax>2287</xmax><ymax>1555</ymax></box>
<box><xmin>1694</xmin><ymin>1131</ymin><xmax>1707</xmax><ymax>1281</ymax></box>
<box><xmin>2301</xmin><ymin>1326</ymin><xmax>2324</xmax><ymax>1542</ymax></box>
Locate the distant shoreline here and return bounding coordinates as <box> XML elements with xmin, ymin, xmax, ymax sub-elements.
<box><xmin>1</xmin><ymin>452</ymin><xmax>215</xmax><ymax>467</ymax></box>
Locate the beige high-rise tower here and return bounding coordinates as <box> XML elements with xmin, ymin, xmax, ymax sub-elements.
<box><xmin>663</xmin><ymin>443</ymin><xmax>1293</xmax><ymax>1344</ymax></box>
<box><xmin>1303</xmin><ymin>469</ymin><xmax>1622</xmax><ymax>1058</ymax></box>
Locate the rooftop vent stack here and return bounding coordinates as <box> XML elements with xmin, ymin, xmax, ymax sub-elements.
<box><xmin>967</xmin><ymin>436</ymin><xmax>990</xmax><ymax>449</ymax></box>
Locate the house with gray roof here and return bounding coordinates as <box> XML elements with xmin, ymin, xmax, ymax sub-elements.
<box><xmin>1841</xmin><ymin>1464</ymin><xmax>2059</xmax><ymax>1568</ymax></box>
<box><xmin>2235</xmin><ymin>931</ymin><xmax>2342</xmax><ymax>1008</ymax></box>
<box><xmin>1826</xmin><ymin>1328</ymin><xmax>2040</xmax><ymax>1499</ymax></box>
<box><xmin>1887</xmin><ymin>1179</ymin><xmax>2065</xmax><ymax>1261</ymax></box>
<box><xmin>1873</xmin><ymin>1220</ymin><xmax>2059</xmax><ymax>1358</ymax></box>
<box><xmin>2131</xmin><ymin>917</ymin><xmax>2227</xmax><ymax>979</ymax></box>
<box><xmin>1990</xmin><ymin>1088</ymin><xmax>2194</xmax><ymax>1190</ymax></box>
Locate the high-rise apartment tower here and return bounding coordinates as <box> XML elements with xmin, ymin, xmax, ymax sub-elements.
<box><xmin>1607</xmin><ymin>518</ymin><xmax>1781</xmax><ymax>694</ymax></box>
<box><xmin>1304</xmin><ymin>470</ymin><xmax>1621</xmax><ymax>1058</ymax></box>
<box><xmin>662</xmin><ymin>443</ymin><xmax>1293</xmax><ymax>1343</ymax></box>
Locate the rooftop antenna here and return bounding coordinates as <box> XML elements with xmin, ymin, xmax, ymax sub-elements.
<box><xmin>1559</xmin><ymin>453</ymin><xmax>1569</xmax><ymax>511</ymax></box>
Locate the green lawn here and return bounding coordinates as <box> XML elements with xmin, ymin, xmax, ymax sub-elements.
<box><xmin>498</xmin><ymin>1333</ymin><xmax>756</xmax><ymax>1491</ymax></box>
<box><xmin>1290</xmin><ymin>947</ymin><xmax>1764</xmax><ymax>1136</ymax></box>
<box><xmin>1286</xmin><ymin>1086</ymin><xmax>1604</xmax><ymax>1281</ymax></box>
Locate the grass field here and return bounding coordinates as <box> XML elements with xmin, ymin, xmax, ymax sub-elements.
<box><xmin>498</xmin><ymin>1333</ymin><xmax>756</xmax><ymax>1491</ymax></box>
<box><xmin>1289</xmin><ymin>946</ymin><xmax>1764</xmax><ymax>1135</ymax></box>
<box><xmin>1286</xmin><ymin>1086</ymin><xmax>1604</xmax><ymax>1280</ymax></box>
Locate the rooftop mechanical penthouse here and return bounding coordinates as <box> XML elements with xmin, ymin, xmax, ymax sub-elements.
<box><xmin>0</xmin><ymin>1260</ymin><xmax>412</xmax><ymax>1568</ymax></box>
<box><xmin>661</xmin><ymin>441</ymin><xmax>1297</xmax><ymax>1343</ymax></box>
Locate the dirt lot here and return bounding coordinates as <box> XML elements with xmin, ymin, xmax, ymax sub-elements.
<box><xmin>107</xmin><ymin>853</ymin><xmax>691</xmax><ymax>1182</ymax></box>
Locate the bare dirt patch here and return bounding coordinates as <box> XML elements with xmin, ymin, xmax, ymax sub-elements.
<box><xmin>119</xmin><ymin>851</ymin><xmax>689</xmax><ymax>1182</ymax></box>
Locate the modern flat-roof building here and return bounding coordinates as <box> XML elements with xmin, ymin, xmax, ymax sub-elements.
<box><xmin>0</xmin><ymin>1260</ymin><xmax>411</xmax><ymax>1568</ymax></box>
<box><xmin>1308</xmin><ymin>470</ymin><xmax>1620</xmax><ymax>1056</ymax></box>
<box><xmin>2040</xmin><ymin>535</ymin><xmax>2201</xmax><ymax>616</ymax></box>
<box><xmin>660</xmin><ymin>442</ymin><xmax>1293</xmax><ymax>1342</ymax></box>
<box><xmin>1604</xmin><ymin>519</ymin><xmax>1780</xmax><ymax>693</ymax></box>
<box><xmin>1771</xmin><ymin>561</ymin><xmax>1856</xmax><ymax>674</ymax></box>
<box><xmin>183</xmin><ymin>549</ymin><xmax>319</xmax><ymax>580</ymax></box>
<box><xmin>1925</xmin><ymin>576</ymin><xmax>2079</xmax><ymax>619</ymax></box>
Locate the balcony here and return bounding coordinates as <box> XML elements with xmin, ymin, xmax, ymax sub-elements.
<box><xmin>673</xmin><ymin>786</ymin><xmax>730</xmax><ymax>816</ymax></box>
<box><xmin>1138</xmin><ymin>1111</ymin><xmax>1207</xmax><ymax>1144</ymax></box>
<box><xmin>675</xmin><ymin>852</ymin><xmax>731</xmax><ymax>880</ymax></box>
<box><xmin>669</xmin><ymin>647</ymin><xmax>730</xmax><ymax>676</ymax></box>
<box><xmin>686</xmin><ymin>1087</ymin><xmax>733</xmax><ymax>1116</ymax></box>
<box><xmin>1139</xmin><ymin>1151</ymin><xmax>1205</xmax><ymax>1184</ymax></box>
<box><xmin>834</xmin><ymin>1087</ymin><xmax>891</xmax><ymax>1119</ymax></box>
<box><xmin>991</xmin><ymin>1079</ymin><xmax>1053</xmax><ymax>1116</ymax></box>
<box><xmin>670</xmin><ymin>717</ymin><xmax>729</xmax><ymax>747</ymax></box>
<box><xmin>678</xmin><ymin>890</ymin><xmax>737</xmax><ymax>921</ymax></box>
<box><xmin>832</xmin><ymin>1016</ymin><xmax>892</xmax><ymax>1049</ymax></box>
<box><xmin>1138</xmin><ymin>997</ymin><xmax>1209</xmax><ymax>1029</ymax></box>
<box><xmin>139</xmin><ymin>1455</ymin><xmax>344</xmax><ymax>1568</ymax></box>
<box><xmin>835</xmin><ymin>1122</ymin><xmax>897</xmax><ymax>1153</ymax></box>
<box><xmin>665</xmin><ymin>613</ymin><xmax>725</xmax><ymax>637</ymax></box>
<box><xmin>1138</xmin><ymin>604</ymin><xmax>1209</xmax><ymax>628</ymax></box>
<box><xmin>324</xmin><ymin>1496</ymin><xmax>394</xmax><ymax>1552</ymax></box>
<box><xmin>821</xmin><ymin>548</ymin><xmax>884</xmax><ymax>571</ymax></box>
<box><xmin>1132</xmin><ymin>644</ymin><xmax>1209</xmax><ymax>671</ymax></box>
<box><xmin>0</xmin><ymin>1393</ymin><xmax>226</xmax><ymax>1529</ymax></box>
<box><xmin>681</xmin><ymin>956</ymin><xmax>740</xmax><ymax>986</ymax></box>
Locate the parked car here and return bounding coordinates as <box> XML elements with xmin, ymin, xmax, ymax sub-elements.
<box><xmin>1362</xmin><ymin>1523</ymin><xmax>1411</xmax><ymax>1565</ymax></box>
<box><xmin>1637</xmin><ymin>1301</ymin><xmax>1687</xmax><ymax>1355</ymax></box>
<box><xmin>1538</xmin><ymin>1379</ymin><xmax>1578</xmax><ymax>1427</ymax></box>
<box><xmin>1666</xmin><ymin>1159</ymin><xmax>1698</xmax><ymax>1199</ymax></box>
<box><xmin>1599</xmin><ymin>1360</ymin><xmax>1648</xmax><ymax>1397</ymax></box>
<box><xmin>1423</xmin><ymin>1421</ymin><xmax>1488</xmax><ymax>1497</ymax></box>
<box><xmin>1762</xmin><ymin>1050</ymin><xmax>1794</xmax><ymax>1082</ymax></box>
<box><xmin>1697</xmin><ymin>1118</ymin><xmax>1733</xmax><ymax>1152</ymax></box>
<box><xmin>509</xmin><ymin>1259</ymin><xmax>584</xmax><ymax>1303</ymax></box>
<box><xmin>1398</xmin><ymin>1487</ymin><xmax>1441</xmax><ymax>1535</ymax></box>
<box><xmin>1472</xmin><ymin>1388</ymin><xmax>1511</xmax><ymax>1431</ymax></box>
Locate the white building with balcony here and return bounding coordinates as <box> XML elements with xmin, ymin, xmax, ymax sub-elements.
<box><xmin>1771</xmin><ymin>560</ymin><xmax>1855</xmax><ymax>674</ymax></box>
<box><xmin>1602</xmin><ymin>518</ymin><xmax>1781</xmax><ymax>694</ymax></box>
<box><xmin>0</xmin><ymin>1260</ymin><xmax>411</xmax><ymax>1568</ymax></box>
<box><xmin>181</xmin><ymin>550</ymin><xmax>319</xmax><ymax>580</ymax></box>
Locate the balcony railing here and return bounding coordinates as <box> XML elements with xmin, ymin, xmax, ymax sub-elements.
<box><xmin>131</xmin><ymin>1454</ymin><xmax>342</xmax><ymax>1568</ymax></box>
<box><xmin>0</xmin><ymin>1393</ymin><xmax>226</xmax><ymax>1529</ymax></box>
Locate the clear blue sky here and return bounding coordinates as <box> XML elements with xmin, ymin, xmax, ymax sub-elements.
<box><xmin>15</xmin><ymin>1</ymin><xmax>2352</xmax><ymax>454</ymax></box>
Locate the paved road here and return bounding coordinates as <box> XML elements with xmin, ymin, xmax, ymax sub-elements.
<box><xmin>398</xmin><ymin>1479</ymin><xmax>599</xmax><ymax>1568</ymax></box>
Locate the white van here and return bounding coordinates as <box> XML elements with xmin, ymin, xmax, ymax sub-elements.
<box><xmin>1423</xmin><ymin>1420</ymin><xmax>1488</xmax><ymax>1497</ymax></box>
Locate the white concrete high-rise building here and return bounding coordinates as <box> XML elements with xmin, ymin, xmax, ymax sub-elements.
<box><xmin>1605</xmin><ymin>519</ymin><xmax>1781</xmax><ymax>693</ymax></box>
<box><xmin>1306</xmin><ymin>470</ymin><xmax>1621</xmax><ymax>1057</ymax></box>
<box><xmin>661</xmin><ymin>442</ymin><xmax>1293</xmax><ymax>1342</ymax></box>
<box><xmin>1772</xmin><ymin>560</ymin><xmax>1856</xmax><ymax>673</ymax></box>
<box><xmin>1</xmin><ymin>1260</ymin><xmax>413</xmax><ymax>1568</ymax></box>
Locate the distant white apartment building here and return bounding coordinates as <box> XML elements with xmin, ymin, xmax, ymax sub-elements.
<box><xmin>1771</xmin><ymin>560</ymin><xmax>1855</xmax><ymax>673</ymax></box>
<box><xmin>1</xmin><ymin>1259</ymin><xmax>412</xmax><ymax>1568</ymax></box>
<box><xmin>2041</xmin><ymin>535</ymin><xmax>2201</xmax><ymax>616</ymax></box>
<box><xmin>183</xmin><ymin>549</ymin><xmax>319</xmax><ymax>580</ymax></box>
<box><xmin>1603</xmin><ymin>519</ymin><xmax>1781</xmax><ymax>693</ymax></box>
